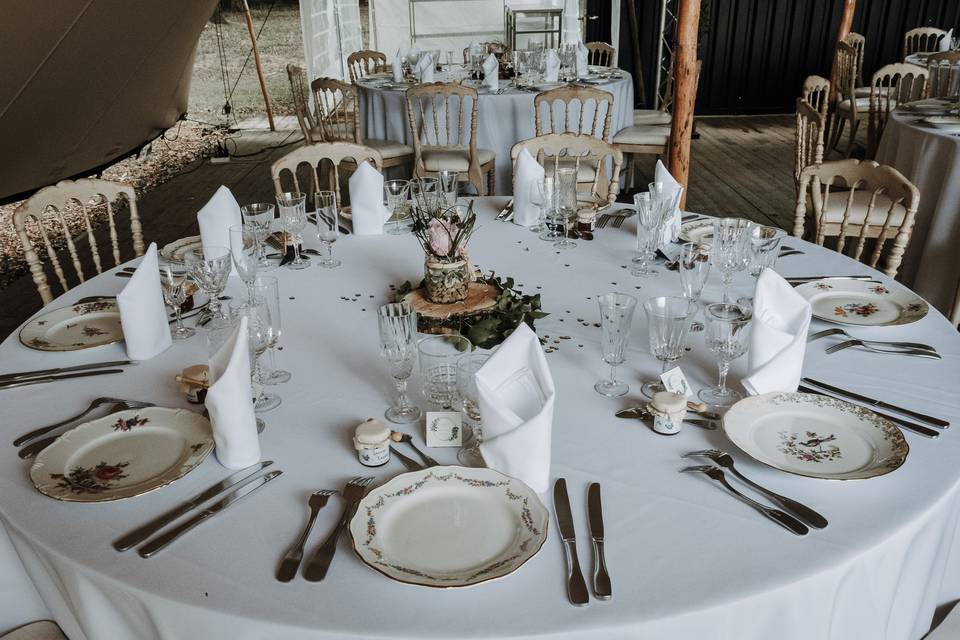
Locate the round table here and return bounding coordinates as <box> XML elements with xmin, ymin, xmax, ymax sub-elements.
<box><xmin>2</xmin><ymin>198</ymin><xmax>960</xmax><ymax>640</ymax></box>
<box><xmin>876</xmin><ymin>109</ymin><xmax>960</xmax><ymax>319</ymax></box>
<box><xmin>357</xmin><ymin>74</ymin><xmax>634</xmax><ymax>196</ymax></box>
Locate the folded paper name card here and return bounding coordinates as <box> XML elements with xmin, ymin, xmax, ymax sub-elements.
<box><xmin>426</xmin><ymin>411</ymin><xmax>462</xmax><ymax>447</ymax></box>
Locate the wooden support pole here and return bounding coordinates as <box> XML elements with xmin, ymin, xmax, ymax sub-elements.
<box><xmin>243</xmin><ymin>0</ymin><xmax>275</xmax><ymax>131</ymax></box>
<box><xmin>667</xmin><ymin>0</ymin><xmax>701</xmax><ymax>209</ymax></box>
<box><xmin>829</xmin><ymin>0</ymin><xmax>857</xmax><ymax>102</ymax></box>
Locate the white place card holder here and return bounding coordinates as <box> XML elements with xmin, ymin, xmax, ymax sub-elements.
<box><xmin>660</xmin><ymin>366</ymin><xmax>692</xmax><ymax>398</ymax></box>
<box><xmin>426</xmin><ymin>412</ymin><xmax>463</xmax><ymax>447</ymax></box>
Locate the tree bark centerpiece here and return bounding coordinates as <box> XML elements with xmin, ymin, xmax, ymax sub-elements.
<box><xmin>411</xmin><ymin>197</ymin><xmax>477</xmax><ymax>304</ymax></box>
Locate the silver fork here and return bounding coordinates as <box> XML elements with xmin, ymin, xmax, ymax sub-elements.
<box><xmin>276</xmin><ymin>489</ymin><xmax>338</xmax><ymax>582</ymax></box>
<box><xmin>611</xmin><ymin>215</ymin><xmax>626</xmax><ymax>228</ymax></box>
<box><xmin>684</xmin><ymin>450</ymin><xmax>827</xmax><ymax>528</ymax></box>
<box><xmin>680</xmin><ymin>466</ymin><xmax>809</xmax><ymax>535</ymax></box>
<box><xmin>13</xmin><ymin>397</ymin><xmax>152</xmax><ymax>446</ymax></box>
<box><xmin>18</xmin><ymin>400</ymin><xmax>155</xmax><ymax>458</ymax></box>
<box><xmin>596</xmin><ymin>214</ymin><xmax>612</xmax><ymax>228</ymax></box>
<box><xmin>826</xmin><ymin>339</ymin><xmax>941</xmax><ymax>359</ymax></box>
<box><xmin>303</xmin><ymin>476</ymin><xmax>374</xmax><ymax>581</ymax></box>
<box><xmin>808</xmin><ymin>327</ymin><xmax>936</xmax><ymax>352</ymax></box>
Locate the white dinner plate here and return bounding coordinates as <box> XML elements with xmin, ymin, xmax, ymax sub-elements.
<box><xmin>350</xmin><ymin>465</ymin><xmax>549</xmax><ymax>588</ymax></box>
<box><xmin>531</xmin><ymin>82</ymin><xmax>566</xmax><ymax>91</ymax></box>
<box><xmin>19</xmin><ymin>300</ymin><xmax>124</xmax><ymax>351</ymax></box>
<box><xmin>923</xmin><ymin>116</ymin><xmax>960</xmax><ymax>132</ymax></box>
<box><xmin>724</xmin><ymin>392</ymin><xmax>908</xmax><ymax>480</ymax></box>
<box><xmin>794</xmin><ymin>279</ymin><xmax>928</xmax><ymax>326</ymax></box>
<box><xmin>31</xmin><ymin>407</ymin><xmax>214</xmax><ymax>502</ymax></box>
<box><xmin>160</xmin><ymin>235</ymin><xmax>203</xmax><ymax>264</ymax></box>
<box><xmin>678</xmin><ymin>219</ymin><xmax>714</xmax><ymax>244</ymax></box>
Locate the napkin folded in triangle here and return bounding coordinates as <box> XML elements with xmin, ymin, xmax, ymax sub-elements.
<box><xmin>513</xmin><ymin>149</ymin><xmax>545</xmax><ymax>227</ymax></box>
<box><xmin>392</xmin><ymin>50</ymin><xmax>404</xmax><ymax>83</ymax></box>
<box><xmin>205</xmin><ymin>315</ymin><xmax>262</xmax><ymax>469</ymax></box>
<box><xmin>117</xmin><ymin>243</ymin><xmax>172</xmax><ymax>361</ymax></box>
<box><xmin>198</xmin><ymin>185</ymin><xmax>242</xmax><ymax>257</ymax></box>
<box><xmin>414</xmin><ymin>53</ymin><xmax>434</xmax><ymax>83</ymax></box>
<box><xmin>483</xmin><ymin>54</ymin><xmax>499</xmax><ymax>92</ymax></box>
<box><xmin>939</xmin><ymin>29</ymin><xmax>954</xmax><ymax>52</ymax></box>
<box><xmin>575</xmin><ymin>42</ymin><xmax>590</xmax><ymax>79</ymax></box>
<box><xmin>653</xmin><ymin>159</ymin><xmax>683</xmax><ymax>247</ymax></box>
<box><xmin>742</xmin><ymin>269</ymin><xmax>813</xmax><ymax>396</ymax></box>
<box><xmin>543</xmin><ymin>50</ymin><xmax>561</xmax><ymax>82</ymax></box>
<box><xmin>477</xmin><ymin>324</ymin><xmax>556</xmax><ymax>494</ymax></box>
<box><xmin>349</xmin><ymin>161</ymin><xmax>391</xmax><ymax>235</ymax></box>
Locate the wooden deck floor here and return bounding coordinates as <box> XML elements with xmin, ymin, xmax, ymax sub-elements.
<box><xmin>0</xmin><ymin>115</ymin><xmax>797</xmax><ymax>339</ymax></box>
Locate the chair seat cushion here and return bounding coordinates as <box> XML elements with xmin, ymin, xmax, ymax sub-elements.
<box><xmin>2</xmin><ymin>621</ymin><xmax>68</xmax><ymax>640</ymax></box>
<box><xmin>633</xmin><ymin>109</ymin><xmax>672</xmax><ymax>126</ymax></box>
<box><xmin>422</xmin><ymin>148</ymin><xmax>495</xmax><ymax>172</ymax></box>
<box><xmin>612</xmin><ymin>126</ymin><xmax>670</xmax><ymax>145</ymax></box>
<box><xmin>811</xmin><ymin>189</ymin><xmax>907</xmax><ymax>227</ymax></box>
<box><xmin>364</xmin><ymin>138</ymin><xmax>413</xmax><ymax>159</ymax></box>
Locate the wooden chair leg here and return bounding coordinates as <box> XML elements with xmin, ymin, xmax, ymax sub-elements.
<box><xmin>830</xmin><ymin>116</ymin><xmax>845</xmax><ymax>152</ymax></box>
<box><xmin>488</xmin><ymin>166</ymin><xmax>495</xmax><ymax>196</ymax></box>
<box><xmin>845</xmin><ymin>119</ymin><xmax>859</xmax><ymax>158</ymax></box>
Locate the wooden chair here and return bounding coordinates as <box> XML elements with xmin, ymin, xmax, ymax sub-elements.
<box><xmin>867</xmin><ymin>63</ymin><xmax>927</xmax><ymax>158</ymax></box>
<box><xmin>903</xmin><ymin>27</ymin><xmax>949</xmax><ymax>59</ymax></box>
<box><xmin>632</xmin><ymin>57</ymin><xmax>674</xmax><ymax>126</ymax></box>
<box><xmin>287</xmin><ymin>63</ymin><xmax>321</xmax><ymax>145</ymax></box>
<box><xmin>310</xmin><ymin>77</ymin><xmax>413</xmax><ymax>171</ymax></box>
<box><xmin>927</xmin><ymin>51</ymin><xmax>960</xmax><ymax>98</ymax></box>
<box><xmin>347</xmin><ymin>50</ymin><xmax>387</xmax><ymax>84</ymax></box>
<box><xmin>831</xmin><ymin>41</ymin><xmax>865</xmax><ymax>157</ymax></box>
<box><xmin>270</xmin><ymin>142</ymin><xmax>384</xmax><ymax>212</ymax></box>
<box><xmin>845</xmin><ymin>32</ymin><xmax>870</xmax><ymax>97</ymax></box>
<box><xmin>795</xmin><ymin>98</ymin><xmax>826</xmax><ymax>190</ymax></box>
<box><xmin>793</xmin><ymin>159</ymin><xmax>919</xmax><ymax>278</ymax></box>
<box><xmin>585</xmin><ymin>42</ymin><xmax>615</xmax><ymax>67</ymax></box>
<box><xmin>534</xmin><ymin>86</ymin><xmax>615</xmax><ymax>140</ymax></box>
<box><xmin>14</xmin><ymin>179</ymin><xmax>144</xmax><ymax>305</ymax></box>
<box><xmin>404</xmin><ymin>83</ymin><xmax>495</xmax><ymax>195</ymax></box>
<box><xmin>801</xmin><ymin>75</ymin><xmax>831</xmax><ymax>118</ymax></box>
<box><xmin>511</xmin><ymin>133</ymin><xmax>623</xmax><ymax>210</ymax></box>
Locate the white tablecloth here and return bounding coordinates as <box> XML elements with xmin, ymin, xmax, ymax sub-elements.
<box><xmin>2</xmin><ymin>199</ymin><xmax>960</xmax><ymax>639</ymax></box>
<box><xmin>876</xmin><ymin>110</ymin><xmax>960</xmax><ymax>318</ymax></box>
<box><xmin>358</xmin><ymin>76</ymin><xmax>634</xmax><ymax>195</ymax></box>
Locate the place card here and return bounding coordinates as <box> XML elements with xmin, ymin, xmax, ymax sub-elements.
<box><xmin>660</xmin><ymin>366</ymin><xmax>692</xmax><ymax>398</ymax></box>
<box><xmin>426</xmin><ymin>412</ymin><xmax>463</xmax><ymax>447</ymax></box>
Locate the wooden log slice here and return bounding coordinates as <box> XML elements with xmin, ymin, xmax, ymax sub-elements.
<box><xmin>402</xmin><ymin>283</ymin><xmax>499</xmax><ymax>320</ymax></box>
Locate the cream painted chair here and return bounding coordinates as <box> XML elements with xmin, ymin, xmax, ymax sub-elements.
<box><xmin>831</xmin><ymin>41</ymin><xmax>866</xmax><ymax>157</ymax></box>
<box><xmin>405</xmin><ymin>83</ymin><xmax>495</xmax><ymax>195</ymax></box>
<box><xmin>927</xmin><ymin>51</ymin><xmax>960</xmax><ymax>98</ymax></box>
<box><xmin>534</xmin><ymin>86</ymin><xmax>615</xmax><ymax>140</ymax></box>
<box><xmin>585</xmin><ymin>42</ymin><xmax>615</xmax><ymax>67</ymax></box>
<box><xmin>845</xmin><ymin>32</ymin><xmax>871</xmax><ymax>98</ymax></box>
<box><xmin>867</xmin><ymin>63</ymin><xmax>927</xmax><ymax>158</ymax></box>
<box><xmin>14</xmin><ymin>179</ymin><xmax>144</xmax><ymax>304</ymax></box>
<box><xmin>802</xmin><ymin>75</ymin><xmax>831</xmax><ymax>118</ymax></box>
<box><xmin>794</xmin><ymin>159</ymin><xmax>919</xmax><ymax>278</ymax></box>
<box><xmin>270</xmin><ymin>142</ymin><xmax>383</xmax><ymax>213</ymax></box>
<box><xmin>287</xmin><ymin>64</ymin><xmax>321</xmax><ymax>145</ymax></box>
<box><xmin>795</xmin><ymin>98</ymin><xmax>826</xmax><ymax>189</ymax></box>
<box><xmin>0</xmin><ymin>621</ymin><xmax>67</xmax><ymax>640</ymax></box>
<box><xmin>347</xmin><ymin>50</ymin><xmax>387</xmax><ymax>84</ymax></box>
<box><xmin>903</xmin><ymin>27</ymin><xmax>949</xmax><ymax>59</ymax></box>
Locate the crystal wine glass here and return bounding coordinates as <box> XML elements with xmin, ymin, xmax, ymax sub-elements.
<box><xmin>313</xmin><ymin>190</ymin><xmax>341</xmax><ymax>268</ymax></box>
<box><xmin>641</xmin><ymin>296</ymin><xmax>698</xmax><ymax>397</ymax></box>
<box><xmin>251</xmin><ymin>276</ymin><xmax>290</xmax><ymax>385</ymax></box>
<box><xmin>698</xmin><ymin>303</ymin><xmax>752</xmax><ymax>407</ymax></box>
<box><xmin>594</xmin><ymin>292</ymin><xmax>637</xmax><ymax>397</ymax></box>
<box><xmin>184</xmin><ymin>246</ymin><xmax>231</xmax><ymax>320</ymax></box>
<box><xmin>528</xmin><ymin>177</ymin><xmax>553</xmax><ymax>234</ymax></box>
<box><xmin>747</xmin><ymin>224</ymin><xmax>784</xmax><ymax>278</ymax></box>
<box><xmin>679</xmin><ymin>241</ymin><xmax>711</xmax><ymax>331</ymax></box>
<box><xmin>240</xmin><ymin>203</ymin><xmax>275</xmax><ymax>269</ymax></box>
<box><xmin>711</xmin><ymin>218</ymin><xmax>753</xmax><ymax>303</ymax></box>
<box><xmin>276</xmin><ymin>191</ymin><xmax>310</xmax><ymax>270</ymax></box>
<box><xmin>384</xmin><ymin>179</ymin><xmax>411</xmax><ymax>235</ymax></box>
<box><xmin>411</xmin><ymin>177</ymin><xmax>440</xmax><ymax>210</ymax></box>
<box><xmin>377</xmin><ymin>302</ymin><xmax>422</xmax><ymax>424</ymax></box>
<box><xmin>418</xmin><ymin>334</ymin><xmax>472</xmax><ymax>409</ymax></box>
<box><xmin>632</xmin><ymin>193</ymin><xmax>663</xmax><ymax>278</ymax></box>
<box><xmin>229</xmin><ymin>224</ymin><xmax>258</xmax><ymax>302</ymax></box>
<box><xmin>437</xmin><ymin>170</ymin><xmax>459</xmax><ymax>206</ymax></box>
<box><xmin>158</xmin><ymin>261</ymin><xmax>196</xmax><ymax>340</ymax></box>
<box><xmin>456</xmin><ymin>352</ymin><xmax>490</xmax><ymax>467</ymax></box>
<box><xmin>553</xmin><ymin>207</ymin><xmax>578</xmax><ymax>250</ymax></box>
<box><xmin>237</xmin><ymin>297</ymin><xmax>280</xmax><ymax>413</ymax></box>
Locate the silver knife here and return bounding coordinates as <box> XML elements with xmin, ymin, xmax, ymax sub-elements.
<box><xmin>802</xmin><ymin>378</ymin><xmax>949</xmax><ymax>428</ymax></box>
<box><xmin>798</xmin><ymin>386</ymin><xmax>939</xmax><ymax>438</ymax></box>
<box><xmin>587</xmin><ymin>483</ymin><xmax>611</xmax><ymax>600</ymax></box>
<box><xmin>0</xmin><ymin>360</ymin><xmax>134</xmax><ymax>384</ymax></box>
<box><xmin>138</xmin><ymin>470</ymin><xmax>283</xmax><ymax>558</ymax></box>
<box><xmin>496</xmin><ymin>200</ymin><xmax>514</xmax><ymax>220</ymax></box>
<box><xmin>113</xmin><ymin>461</ymin><xmax>274</xmax><ymax>551</ymax></box>
<box><xmin>554</xmin><ymin>478</ymin><xmax>589</xmax><ymax>606</ymax></box>
<box><xmin>786</xmin><ymin>276</ymin><xmax>877</xmax><ymax>284</ymax></box>
<box><xmin>0</xmin><ymin>369</ymin><xmax>124</xmax><ymax>390</ymax></box>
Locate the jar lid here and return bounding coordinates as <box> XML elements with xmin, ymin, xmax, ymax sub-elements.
<box><xmin>651</xmin><ymin>391</ymin><xmax>686</xmax><ymax>413</ymax></box>
<box><xmin>355</xmin><ymin>419</ymin><xmax>391</xmax><ymax>446</ymax></box>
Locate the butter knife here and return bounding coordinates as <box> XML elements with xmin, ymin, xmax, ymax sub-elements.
<box><xmin>798</xmin><ymin>385</ymin><xmax>939</xmax><ymax>438</ymax></box>
<box><xmin>0</xmin><ymin>369</ymin><xmax>124</xmax><ymax>390</ymax></box>
<box><xmin>587</xmin><ymin>483</ymin><xmax>611</xmax><ymax>600</ymax></box>
<box><xmin>801</xmin><ymin>378</ymin><xmax>949</xmax><ymax>428</ymax></box>
<box><xmin>113</xmin><ymin>461</ymin><xmax>274</xmax><ymax>551</ymax></box>
<box><xmin>0</xmin><ymin>360</ymin><xmax>134</xmax><ymax>384</ymax></box>
<box><xmin>554</xmin><ymin>478</ymin><xmax>589</xmax><ymax>606</ymax></box>
<box><xmin>496</xmin><ymin>199</ymin><xmax>514</xmax><ymax>220</ymax></box>
<box><xmin>138</xmin><ymin>470</ymin><xmax>283</xmax><ymax>557</ymax></box>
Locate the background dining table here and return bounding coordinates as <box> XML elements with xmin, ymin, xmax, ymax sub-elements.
<box><xmin>1</xmin><ymin>198</ymin><xmax>960</xmax><ymax>639</ymax></box>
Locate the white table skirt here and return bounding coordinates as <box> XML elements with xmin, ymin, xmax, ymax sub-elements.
<box><xmin>2</xmin><ymin>198</ymin><xmax>960</xmax><ymax>640</ymax></box>
<box><xmin>875</xmin><ymin>110</ymin><xmax>960</xmax><ymax>317</ymax></box>
<box><xmin>358</xmin><ymin>76</ymin><xmax>634</xmax><ymax>195</ymax></box>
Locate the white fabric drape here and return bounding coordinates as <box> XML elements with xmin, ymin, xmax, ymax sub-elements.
<box><xmin>299</xmin><ymin>0</ymin><xmax>363</xmax><ymax>83</ymax></box>
<box><xmin>371</xmin><ymin>0</ymin><xmax>503</xmax><ymax>62</ymax></box>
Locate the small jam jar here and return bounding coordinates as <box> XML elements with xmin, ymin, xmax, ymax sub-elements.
<box><xmin>354</xmin><ymin>419</ymin><xmax>391</xmax><ymax>467</ymax></box>
<box><xmin>649</xmin><ymin>391</ymin><xmax>687</xmax><ymax>436</ymax></box>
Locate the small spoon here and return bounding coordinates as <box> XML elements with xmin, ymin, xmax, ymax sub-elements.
<box><xmin>390</xmin><ymin>432</ymin><xmax>439</xmax><ymax>467</ymax></box>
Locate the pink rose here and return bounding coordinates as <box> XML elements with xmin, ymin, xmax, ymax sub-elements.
<box><xmin>426</xmin><ymin>219</ymin><xmax>460</xmax><ymax>257</ymax></box>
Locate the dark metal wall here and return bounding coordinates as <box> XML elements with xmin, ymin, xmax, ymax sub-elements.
<box><xmin>616</xmin><ymin>0</ymin><xmax>960</xmax><ymax>115</ymax></box>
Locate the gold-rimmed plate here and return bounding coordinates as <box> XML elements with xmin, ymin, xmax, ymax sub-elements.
<box><xmin>794</xmin><ymin>279</ymin><xmax>928</xmax><ymax>326</ymax></box>
<box><xmin>20</xmin><ymin>300</ymin><xmax>124</xmax><ymax>351</ymax></box>
<box><xmin>160</xmin><ymin>235</ymin><xmax>203</xmax><ymax>264</ymax></box>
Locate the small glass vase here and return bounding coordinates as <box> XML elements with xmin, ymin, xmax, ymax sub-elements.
<box><xmin>424</xmin><ymin>256</ymin><xmax>470</xmax><ymax>304</ymax></box>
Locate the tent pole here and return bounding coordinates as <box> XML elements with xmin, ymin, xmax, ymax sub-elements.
<box><xmin>667</xmin><ymin>0</ymin><xmax>700</xmax><ymax>209</ymax></box>
<box><xmin>243</xmin><ymin>0</ymin><xmax>275</xmax><ymax>131</ymax></box>
<box><xmin>830</xmin><ymin>0</ymin><xmax>857</xmax><ymax>103</ymax></box>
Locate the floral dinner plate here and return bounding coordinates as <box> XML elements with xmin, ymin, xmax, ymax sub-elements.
<box><xmin>794</xmin><ymin>279</ymin><xmax>928</xmax><ymax>326</ymax></box>
<box><xmin>19</xmin><ymin>300</ymin><xmax>124</xmax><ymax>351</ymax></box>
<box><xmin>723</xmin><ymin>392</ymin><xmax>908</xmax><ymax>480</ymax></box>
<box><xmin>160</xmin><ymin>235</ymin><xmax>203</xmax><ymax>264</ymax></box>
<box><xmin>678</xmin><ymin>219</ymin><xmax>714</xmax><ymax>244</ymax></box>
<box><xmin>349</xmin><ymin>466</ymin><xmax>549</xmax><ymax>588</ymax></box>
<box><xmin>31</xmin><ymin>407</ymin><xmax>214</xmax><ymax>502</ymax></box>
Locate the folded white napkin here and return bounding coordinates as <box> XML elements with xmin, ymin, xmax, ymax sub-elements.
<box><xmin>483</xmin><ymin>53</ymin><xmax>499</xmax><ymax>92</ymax></box>
<box><xmin>414</xmin><ymin>53</ymin><xmax>434</xmax><ymax>83</ymax></box>
<box><xmin>116</xmin><ymin>243</ymin><xmax>172</xmax><ymax>361</ymax></box>
<box><xmin>939</xmin><ymin>29</ymin><xmax>954</xmax><ymax>52</ymax></box>
<box><xmin>544</xmin><ymin>50</ymin><xmax>561</xmax><ymax>82</ymax></box>
<box><xmin>742</xmin><ymin>269</ymin><xmax>812</xmax><ymax>396</ymax></box>
<box><xmin>513</xmin><ymin>149</ymin><xmax>545</xmax><ymax>227</ymax></box>
<box><xmin>198</xmin><ymin>185</ymin><xmax>242</xmax><ymax>275</ymax></box>
<box><xmin>654</xmin><ymin>159</ymin><xmax>683</xmax><ymax>247</ymax></box>
<box><xmin>575</xmin><ymin>42</ymin><xmax>589</xmax><ymax>79</ymax></box>
<box><xmin>205</xmin><ymin>315</ymin><xmax>261</xmax><ymax>469</ymax></box>
<box><xmin>349</xmin><ymin>161</ymin><xmax>390</xmax><ymax>235</ymax></box>
<box><xmin>392</xmin><ymin>50</ymin><xmax>404</xmax><ymax>83</ymax></box>
<box><xmin>477</xmin><ymin>324</ymin><xmax>556</xmax><ymax>494</ymax></box>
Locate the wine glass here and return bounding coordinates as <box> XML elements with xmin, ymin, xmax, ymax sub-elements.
<box><xmin>158</xmin><ymin>261</ymin><xmax>196</xmax><ymax>340</ymax></box>
<box><xmin>411</xmin><ymin>177</ymin><xmax>440</xmax><ymax>210</ymax></box>
<box><xmin>747</xmin><ymin>224</ymin><xmax>784</xmax><ymax>278</ymax></box>
<box><xmin>377</xmin><ymin>302</ymin><xmax>422</xmax><ymax>424</ymax></box>
<box><xmin>711</xmin><ymin>218</ymin><xmax>753</xmax><ymax>303</ymax></box>
<box><xmin>632</xmin><ymin>193</ymin><xmax>663</xmax><ymax>278</ymax></box>
<box><xmin>553</xmin><ymin>208</ymin><xmax>578</xmax><ymax>250</ymax></box>
<box><xmin>418</xmin><ymin>334</ymin><xmax>472</xmax><ymax>409</ymax></box>
<box><xmin>679</xmin><ymin>241</ymin><xmax>711</xmax><ymax>330</ymax></box>
<box><xmin>313</xmin><ymin>190</ymin><xmax>341</xmax><ymax>268</ymax></box>
<box><xmin>240</xmin><ymin>203</ymin><xmax>275</xmax><ymax>269</ymax></box>
<box><xmin>229</xmin><ymin>224</ymin><xmax>258</xmax><ymax>302</ymax></box>
<box><xmin>237</xmin><ymin>297</ymin><xmax>280</xmax><ymax>413</ymax></box>
<box><xmin>528</xmin><ymin>178</ymin><xmax>553</xmax><ymax>234</ymax></box>
<box><xmin>437</xmin><ymin>170</ymin><xmax>459</xmax><ymax>206</ymax></box>
<box><xmin>594</xmin><ymin>293</ymin><xmax>637</xmax><ymax>397</ymax></box>
<box><xmin>276</xmin><ymin>191</ymin><xmax>310</xmax><ymax>270</ymax></box>
<box><xmin>184</xmin><ymin>246</ymin><xmax>231</xmax><ymax>320</ymax></box>
<box><xmin>698</xmin><ymin>303</ymin><xmax>752</xmax><ymax>407</ymax></box>
<box><xmin>641</xmin><ymin>296</ymin><xmax>698</xmax><ymax>397</ymax></box>
<box><xmin>384</xmin><ymin>179</ymin><xmax>410</xmax><ymax>235</ymax></box>
<box><xmin>456</xmin><ymin>353</ymin><xmax>490</xmax><ymax>467</ymax></box>
<box><xmin>251</xmin><ymin>276</ymin><xmax>290</xmax><ymax>385</ymax></box>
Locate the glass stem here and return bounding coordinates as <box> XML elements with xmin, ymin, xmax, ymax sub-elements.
<box><xmin>174</xmin><ymin>306</ymin><xmax>184</xmax><ymax>331</ymax></box>
<box><xmin>325</xmin><ymin>241</ymin><xmax>333</xmax><ymax>262</ymax></box>
<box><xmin>717</xmin><ymin>360</ymin><xmax>731</xmax><ymax>394</ymax></box>
<box><xmin>609</xmin><ymin>364</ymin><xmax>618</xmax><ymax>385</ymax></box>
<box><xmin>394</xmin><ymin>377</ymin><xmax>410</xmax><ymax>409</ymax></box>
<box><xmin>293</xmin><ymin>239</ymin><xmax>302</xmax><ymax>263</ymax></box>
<box><xmin>265</xmin><ymin>345</ymin><xmax>278</xmax><ymax>376</ymax></box>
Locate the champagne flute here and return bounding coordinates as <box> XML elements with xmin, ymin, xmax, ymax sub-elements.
<box><xmin>239</xmin><ymin>298</ymin><xmax>280</xmax><ymax>413</ymax></box>
<box><xmin>184</xmin><ymin>246</ymin><xmax>231</xmax><ymax>320</ymax></box>
<box><xmin>384</xmin><ymin>179</ymin><xmax>410</xmax><ymax>235</ymax></box>
<box><xmin>631</xmin><ymin>193</ymin><xmax>662</xmax><ymax>278</ymax></box>
<box><xmin>594</xmin><ymin>293</ymin><xmax>637</xmax><ymax>397</ymax></box>
<box><xmin>456</xmin><ymin>353</ymin><xmax>490</xmax><ymax>467</ymax></box>
<box><xmin>229</xmin><ymin>224</ymin><xmax>259</xmax><ymax>302</ymax></box>
<box><xmin>313</xmin><ymin>190</ymin><xmax>341</xmax><ymax>268</ymax></box>
<box><xmin>158</xmin><ymin>262</ymin><xmax>196</xmax><ymax>339</ymax></box>
<box><xmin>641</xmin><ymin>296</ymin><xmax>698</xmax><ymax>397</ymax></box>
<box><xmin>528</xmin><ymin>178</ymin><xmax>553</xmax><ymax>234</ymax></box>
<box><xmin>240</xmin><ymin>203</ymin><xmax>275</xmax><ymax>269</ymax></box>
<box><xmin>679</xmin><ymin>242</ymin><xmax>711</xmax><ymax>331</ymax></box>
<box><xmin>698</xmin><ymin>303</ymin><xmax>752</xmax><ymax>407</ymax></box>
<box><xmin>252</xmin><ymin>276</ymin><xmax>291</xmax><ymax>385</ymax></box>
<box><xmin>276</xmin><ymin>191</ymin><xmax>310</xmax><ymax>270</ymax></box>
<box><xmin>711</xmin><ymin>218</ymin><xmax>753</xmax><ymax>303</ymax></box>
<box><xmin>377</xmin><ymin>302</ymin><xmax>422</xmax><ymax>424</ymax></box>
